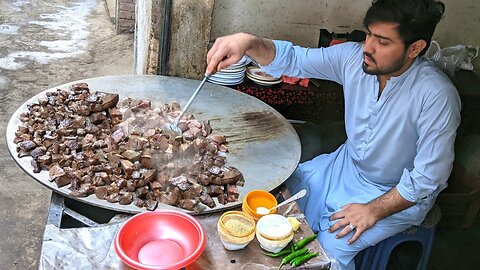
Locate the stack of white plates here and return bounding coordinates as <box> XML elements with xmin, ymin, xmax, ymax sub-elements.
<box><xmin>208</xmin><ymin>56</ymin><xmax>251</xmax><ymax>86</ymax></box>
<box><xmin>246</xmin><ymin>67</ymin><xmax>282</xmax><ymax>86</ymax></box>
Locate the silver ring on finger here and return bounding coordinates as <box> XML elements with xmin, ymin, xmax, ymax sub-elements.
<box><xmin>349</xmin><ymin>223</ymin><xmax>356</xmax><ymax>231</ymax></box>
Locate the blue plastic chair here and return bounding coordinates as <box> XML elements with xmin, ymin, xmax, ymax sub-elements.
<box><xmin>354</xmin><ymin>205</ymin><xmax>440</xmax><ymax>270</ymax></box>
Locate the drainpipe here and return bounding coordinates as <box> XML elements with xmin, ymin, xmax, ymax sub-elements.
<box><xmin>158</xmin><ymin>0</ymin><xmax>172</xmax><ymax>75</ymax></box>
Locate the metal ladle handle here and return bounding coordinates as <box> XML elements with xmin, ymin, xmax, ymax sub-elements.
<box><xmin>273</xmin><ymin>189</ymin><xmax>307</xmax><ymax>210</ymax></box>
<box><xmin>173</xmin><ymin>74</ymin><xmax>210</xmax><ymax>125</ymax></box>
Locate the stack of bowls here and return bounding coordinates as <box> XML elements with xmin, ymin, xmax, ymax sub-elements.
<box><xmin>207</xmin><ymin>56</ymin><xmax>251</xmax><ymax>86</ymax></box>
<box><xmin>256</xmin><ymin>214</ymin><xmax>294</xmax><ymax>253</ymax></box>
<box><xmin>242</xmin><ymin>190</ymin><xmax>278</xmax><ymax>222</ymax></box>
<box><xmin>217</xmin><ymin>211</ymin><xmax>256</xmax><ymax>250</ymax></box>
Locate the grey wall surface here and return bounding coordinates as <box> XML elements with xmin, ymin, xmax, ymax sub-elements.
<box><xmin>433</xmin><ymin>0</ymin><xmax>480</xmax><ymax>71</ymax></box>
<box><xmin>212</xmin><ymin>0</ymin><xmax>367</xmax><ymax>47</ymax></box>
<box><xmin>211</xmin><ymin>0</ymin><xmax>480</xmax><ymax>72</ymax></box>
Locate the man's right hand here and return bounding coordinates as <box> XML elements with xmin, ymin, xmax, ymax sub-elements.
<box><xmin>206</xmin><ymin>33</ymin><xmax>275</xmax><ymax>75</ymax></box>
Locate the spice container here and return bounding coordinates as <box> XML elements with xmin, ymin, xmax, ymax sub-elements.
<box><xmin>255</xmin><ymin>214</ymin><xmax>294</xmax><ymax>253</ymax></box>
<box><xmin>217</xmin><ymin>211</ymin><xmax>256</xmax><ymax>250</ymax></box>
<box><xmin>242</xmin><ymin>190</ymin><xmax>278</xmax><ymax>221</ymax></box>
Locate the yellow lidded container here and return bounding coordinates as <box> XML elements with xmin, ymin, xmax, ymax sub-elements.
<box><xmin>256</xmin><ymin>214</ymin><xmax>294</xmax><ymax>253</ymax></box>
<box><xmin>217</xmin><ymin>211</ymin><xmax>256</xmax><ymax>250</ymax></box>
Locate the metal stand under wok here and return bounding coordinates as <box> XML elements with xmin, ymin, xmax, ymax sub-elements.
<box><xmin>46</xmin><ymin>192</ymin><xmax>119</xmax><ymax>229</ymax></box>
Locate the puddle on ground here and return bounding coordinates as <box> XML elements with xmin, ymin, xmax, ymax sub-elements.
<box><xmin>0</xmin><ymin>54</ymin><xmax>25</xmax><ymax>70</ymax></box>
<box><xmin>0</xmin><ymin>76</ymin><xmax>8</xmax><ymax>89</ymax></box>
<box><xmin>0</xmin><ymin>0</ymin><xmax>96</xmax><ymax>70</ymax></box>
<box><xmin>11</xmin><ymin>0</ymin><xmax>30</xmax><ymax>12</ymax></box>
<box><xmin>0</xmin><ymin>24</ymin><xmax>20</xmax><ymax>35</ymax></box>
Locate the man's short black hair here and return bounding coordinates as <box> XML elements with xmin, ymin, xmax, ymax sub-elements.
<box><xmin>363</xmin><ymin>0</ymin><xmax>445</xmax><ymax>56</ymax></box>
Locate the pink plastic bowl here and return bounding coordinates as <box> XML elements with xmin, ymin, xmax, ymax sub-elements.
<box><xmin>114</xmin><ymin>210</ymin><xmax>206</xmax><ymax>270</ymax></box>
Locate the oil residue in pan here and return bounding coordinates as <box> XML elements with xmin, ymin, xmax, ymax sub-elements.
<box><xmin>214</xmin><ymin>111</ymin><xmax>287</xmax><ymax>144</ymax></box>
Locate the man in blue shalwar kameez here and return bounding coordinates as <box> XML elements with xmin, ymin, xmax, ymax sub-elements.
<box><xmin>206</xmin><ymin>0</ymin><xmax>461</xmax><ymax>268</ymax></box>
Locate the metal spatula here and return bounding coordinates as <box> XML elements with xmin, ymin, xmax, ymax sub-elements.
<box><xmin>163</xmin><ymin>74</ymin><xmax>210</xmax><ymax>134</ymax></box>
<box><xmin>256</xmin><ymin>189</ymin><xmax>307</xmax><ymax>215</ymax></box>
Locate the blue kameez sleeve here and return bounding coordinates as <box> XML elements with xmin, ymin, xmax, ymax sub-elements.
<box><xmin>396</xmin><ymin>85</ymin><xmax>461</xmax><ymax>203</ymax></box>
<box><xmin>260</xmin><ymin>40</ymin><xmax>361</xmax><ymax>85</ymax></box>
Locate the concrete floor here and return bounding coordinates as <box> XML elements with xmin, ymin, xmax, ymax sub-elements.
<box><xmin>0</xmin><ymin>0</ymin><xmax>133</xmax><ymax>269</ymax></box>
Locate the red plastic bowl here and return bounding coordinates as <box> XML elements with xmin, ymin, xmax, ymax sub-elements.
<box><xmin>114</xmin><ymin>210</ymin><xmax>206</xmax><ymax>270</ymax></box>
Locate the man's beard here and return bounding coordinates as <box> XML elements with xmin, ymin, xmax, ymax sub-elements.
<box><xmin>362</xmin><ymin>52</ymin><xmax>408</xmax><ymax>75</ymax></box>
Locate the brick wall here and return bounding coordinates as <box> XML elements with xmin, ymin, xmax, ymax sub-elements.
<box><xmin>116</xmin><ymin>0</ymin><xmax>135</xmax><ymax>34</ymax></box>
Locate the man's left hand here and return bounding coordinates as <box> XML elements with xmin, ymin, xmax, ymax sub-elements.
<box><xmin>328</xmin><ymin>203</ymin><xmax>379</xmax><ymax>244</ymax></box>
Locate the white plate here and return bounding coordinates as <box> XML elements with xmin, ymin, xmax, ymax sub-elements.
<box><xmin>226</xmin><ymin>55</ymin><xmax>251</xmax><ymax>69</ymax></box>
<box><xmin>246</xmin><ymin>74</ymin><xmax>282</xmax><ymax>86</ymax></box>
<box><xmin>207</xmin><ymin>77</ymin><xmax>244</xmax><ymax>85</ymax></box>
<box><xmin>219</xmin><ymin>66</ymin><xmax>247</xmax><ymax>73</ymax></box>
<box><xmin>208</xmin><ymin>75</ymin><xmax>244</xmax><ymax>83</ymax></box>
<box><xmin>246</xmin><ymin>67</ymin><xmax>280</xmax><ymax>82</ymax></box>
<box><xmin>207</xmin><ymin>78</ymin><xmax>244</xmax><ymax>86</ymax></box>
<box><xmin>208</xmin><ymin>75</ymin><xmax>243</xmax><ymax>83</ymax></box>
<box><xmin>211</xmin><ymin>72</ymin><xmax>245</xmax><ymax>80</ymax></box>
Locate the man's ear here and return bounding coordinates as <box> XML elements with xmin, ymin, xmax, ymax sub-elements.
<box><xmin>408</xmin><ymin>40</ymin><xmax>427</xmax><ymax>58</ymax></box>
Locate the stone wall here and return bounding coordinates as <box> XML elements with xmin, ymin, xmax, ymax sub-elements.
<box><xmin>167</xmin><ymin>0</ymin><xmax>215</xmax><ymax>79</ymax></box>
<box><xmin>133</xmin><ymin>0</ymin><xmax>215</xmax><ymax>78</ymax></box>
<box><xmin>116</xmin><ymin>0</ymin><xmax>135</xmax><ymax>34</ymax></box>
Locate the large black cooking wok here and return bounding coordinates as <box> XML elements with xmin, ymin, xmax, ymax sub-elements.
<box><xmin>6</xmin><ymin>75</ymin><xmax>301</xmax><ymax>214</ymax></box>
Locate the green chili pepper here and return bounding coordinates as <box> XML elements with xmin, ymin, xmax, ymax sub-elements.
<box><xmin>262</xmin><ymin>242</ymin><xmax>293</xmax><ymax>257</ymax></box>
<box><xmin>294</xmin><ymin>233</ymin><xmax>318</xmax><ymax>250</ymax></box>
<box><xmin>261</xmin><ymin>248</ymin><xmax>292</xmax><ymax>257</ymax></box>
<box><xmin>291</xmin><ymin>252</ymin><xmax>319</xmax><ymax>267</ymax></box>
<box><xmin>277</xmin><ymin>248</ymin><xmax>308</xmax><ymax>269</ymax></box>
<box><xmin>290</xmin><ymin>242</ymin><xmax>295</xmax><ymax>253</ymax></box>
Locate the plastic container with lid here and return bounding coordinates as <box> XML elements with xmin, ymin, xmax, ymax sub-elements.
<box><xmin>217</xmin><ymin>211</ymin><xmax>256</xmax><ymax>250</ymax></box>
<box><xmin>255</xmin><ymin>214</ymin><xmax>294</xmax><ymax>253</ymax></box>
<box><xmin>242</xmin><ymin>190</ymin><xmax>278</xmax><ymax>222</ymax></box>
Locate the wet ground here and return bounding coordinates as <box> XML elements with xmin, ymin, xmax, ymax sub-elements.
<box><xmin>0</xmin><ymin>0</ymin><xmax>133</xmax><ymax>268</ymax></box>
